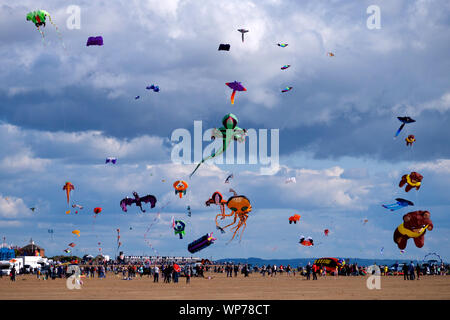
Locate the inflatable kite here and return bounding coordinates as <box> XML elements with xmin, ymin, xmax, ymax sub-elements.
<box><xmin>281</xmin><ymin>87</ymin><xmax>293</xmax><ymax>93</ymax></box>
<box><xmin>226</xmin><ymin>81</ymin><xmax>247</xmax><ymax>105</ymax></box>
<box><xmin>399</xmin><ymin>172</ymin><xmax>423</xmax><ymax>192</ymax></box>
<box><xmin>173</xmin><ymin>180</ymin><xmax>188</xmax><ymax>198</ymax></box>
<box><xmin>120</xmin><ymin>191</ymin><xmax>157</xmax><ymax>213</ymax></box>
<box><xmin>393</xmin><ymin>210</ymin><xmax>433</xmax><ymax>249</ymax></box>
<box><xmin>146</xmin><ymin>84</ymin><xmax>160</xmax><ymax>92</ymax></box>
<box><xmin>105</xmin><ymin>157</ymin><xmax>117</xmax><ymax>164</ymax></box>
<box><xmin>218</xmin><ymin>44</ymin><xmax>230</xmax><ymax>51</ymax></box>
<box><xmin>281</xmin><ymin>65</ymin><xmax>291</xmax><ymax>70</ymax></box>
<box><xmin>206</xmin><ymin>191</ymin><xmax>228</xmax><ymax>231</ymax></box>
<box><xmin>94</xmin><ymin>207</ymin><xmax>102</xmax><ymax>214</ymax></box>
<box><xmin>406</xmin><ymin>135</ymin><xmax>416</xmax><ymax>146</ymax></box>
<box><xmin>313</xmin><ymin>258</ymin><xmax>343</xmax><ymax>272</ymax></box>
<box><xmin>86</xmin><ymin>36</ymin><xmax>103</xmax><ymax>46</ymax></box>
<box><xmin>237</xmin><ymin>29</ymin><xmax>249</xmax><ymax>42</ymax></box>
<box><xmin>188</xmin><ymin>233</ymin><xmax>216</xmax><ymax>253</ymax></box>
<box><xmin>63</xmin><ymin>182</ymin><xmax>74</xmax><ymax>204</ymax></box>
<box><xmin>26</xmin><ymin>10</ymin><xmax>64</xmax><ymax>46</ymax></box>
<box><xmin>289</xmin><ymin>214</ymin><xmax>301</xmax><ymax>224</ymax></box>
<box><xmin>72</xmin><ymin>204</ymin><xmax>83</xmax><ymax>210</ymax></box>
<box><xmin>190</xmin><ymin>114</ymin><xmax>247</xmax><ymax>177</ymax></box>
<box><xmin>173</xmin><ymin>219</ymin><xmax>186</xmax><ymax>239</ymax></box>
<box><xmin>216</xmin><ymin>194</ymin><xmax>252</xmax><ymax>242</ymax></box>
<box><xmin>277</xmin><ymin>43</ymin><xmax>288</xmax><ymax>47</ymax></box>
<box><xmin>395</xmin><ymin>116</ymin><xmax>416</xmax><ymax>137</ymax></box>
<box><xmin>299</xmin><ymin>236</ymin><xmax>314</xmax><ymax>246</ymax></box>
<box><xmin>72</xmin><ymin>230</ymin><xmax>80</xmax><ymax>237</ymax></box>
<box><xmin>382</xmin><ymin>198</ymin><xmax>414</xmax><ymax>211</ymax></box>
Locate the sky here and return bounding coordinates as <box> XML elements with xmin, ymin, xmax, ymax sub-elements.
<box><xmin>0</xmin><ymin>0</ymin><xmax>449</xmax><ymax>262</ymax></box>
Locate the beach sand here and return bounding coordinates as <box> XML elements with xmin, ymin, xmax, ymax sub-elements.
<box><xmin>1</xmin><ymin>273</ymin><xmax>449</xmax><ymax>300</ymax></box>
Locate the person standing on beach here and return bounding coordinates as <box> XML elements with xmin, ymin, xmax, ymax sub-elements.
<box><xmin>409</xmin><ymin>262</ymin><xmax>415</xmax><ymax>280</ymax></box>
<box><xmin>153</xmin><ymin>265</ymin><xmax>159</xmax><ymax>282</ymax></box>
<box><xmin>306</xmin><ymin>263</ymin><xmax>311</xmax><ymax>280</ymax></box>
<box><xmin>234</xmin><ymin>264</ymin><xmax>239</xmax><ymax>277</ymax></box>
<box><xmin>312</xmin><ymin>264</ymin><xmax>318</xmax><ymax>280</ymax></box>
<box><xmin>10</xmin><ymin>266</ymin><xmax>16</xmax><ymax>282</ymax></box>
<box><xmin>402</xmin><ymin>264</ymin><xmax>409</xmax><ymax>280</ymax></box>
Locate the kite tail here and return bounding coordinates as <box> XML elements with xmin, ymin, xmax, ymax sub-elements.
<box><xmin>230</xmin><ymin>90</ymin><xmax>236</xmax><ymax>105</ymax></box>
<box><xmin>47</xmin><ymin>14</ymin><xmax>66</xmax><ymax>50</ymax></box>
<box><xmin>395</xmin><ymin>123</ymin><xmax>405</xmax><ymax>137</ymax></box>
<box><xmin>37</xmin><ymin>26</ymin><xmax>46</xmax><ymax>45</ymax></box>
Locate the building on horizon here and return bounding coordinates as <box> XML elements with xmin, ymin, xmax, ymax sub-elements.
<box><xmin>20</xmin><ymin>239</ymin><xmax>45</xmax><ymax>257</ymax></box>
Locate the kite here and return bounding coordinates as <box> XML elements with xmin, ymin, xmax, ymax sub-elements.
<box><xmin>393</xmin><ymin>210</ymin><xmax>433</xmax><ymax>250</ymax></box>
<box><xmin>173</xmin><ymin>180</ymin><xmax>188</xmax><ymax>198</ymax></box>
<box><xmin>285</xmin><ymin>177</ymin><xmax>296</xmax><ymax>184</ymax></box>
<box><xmin>65</xmin><ymin>210</ymin><xmax>71</xmax><ymax>214</ymax></box>
<box><xmin>64</xmin><ymin>249</ymin><xmax>71</xmax><ymax>253</ymax></box>
<box><xmin>216</xmin><ymin>194</ymin><xmax>252</xmax><ymax>242</ymax></box>
<box><xmin>289</xmin><ymin>214</ymin><xmax>301</xmax><ymax>224</ymax></box>
<box><xmin>399</xmin><ymin>172</ymin><xmax>423</xmax><ymax>192</ymax></box>
<box><xmin>120</xmin><ymin>191</ymin><xmax>157</xmax><ymax>213</ymax></box>
<box><xmin>380</xmin><ymin>247</ymin><xmax>384</xmax><ymax>255</ymax></box>
<box><xmin>299</xmin><ymin>236</ymin><xmax>314</xmax><ymax>246</ymax></box>
<box><xmin>206</xmin><ymin>191</ymin><xmax>228</xmax><ymax>232</ymax></box>
<box><xmin>324</xmin><ymin>229</ymin><xmax>329</xmax><ymax>236</ymax></box>
<box><xmin>226</xmin><ymin>81</ymin><xmax>247</xmax><ymax>105</ymax></box>
<box><xmin>327</xmin><ymin>52</ymin><xmax>335</xmax><ymax>57</ymax></box>
<box><xmin>190</xmin><ymin>114</ymin><xmax>247</xmax><ymax>178</ymax></box>
<box><xmin>26</xmin><ymin>10</ymin><xmax>64</xmax><ymax>47</ymax></box>
<box><xmin>116</xmin><ymin>229</ymin><xmax>121</xmax><ymax>251</ymax></box>
<box><xmin>48</xmin><ymin>229</ymin><xmax>54</xmax><ymax>240</ymax></box>
<box><xmin>30</xmin><ymin>207</ymin><xmax>36</xmax><ymax>212</ymax></box>
<box><xmin>105</xmin><ymin>157</ymin><xmax>117</xmax><ymax>164</ymax></box>
<box><xmin>146</xmin><ymin>84</ymin><xmax>160</xmax><ymax>92</ymax></box>
<box><xmin>72</xmin><ymin>204</ymin><xmax>83</xmax><ymax>209</ymax></box>
<box><xmin>218</xmin><ymin>44</ymin><xmax>230</xmax><ymax>51</ymax></box>
<box><xmin>395</xmin><ymin>116</ymin><xmax>416</xmax><ymax>137</ymax></box>
<box><xmin>224</xmin><ymin>174</ymin><xmax>234</xmax><ymax>184</ymax></box>
<box><xmin>382</xmin><ymin>198</ymin><xmax>414</xmax><ymax>211</ymax></box>
<box><xmin>281</xmin><ymin>65</ymin><xmax>291</xmax><ymax>70</ymax></box>
<box><xmin>281</xmin><ymin>87</ymin><xmax>293</xmax><ymax>93</ymax></box>
<box><xmin>237</xmin><ymin>29</ymin><xmax>249</xmax><ymax>42</ymax></box>
<box><xmin>135</xmin><ymin>96</ymin><xmax>140</xmax><ymax>100</ymax></box>
<box><xmin>277</xmin><ymin>43</ymin><xmax>288</xmax><ymax>47</ymax></box>
<box><xmin>362</xmin><ymin>218</ymin><xmax>369</xmax><ymax>225</ymax></box>
<box><xmin>86</xmin><ymin>36</ymin><xmax>103</xmax><ymax>46</ymax></box>
<box><xmin>423</xmin><ymin>252</ymin><xmax>443</xmax><ymax>264</ymax></box>
<box><xmin>188</xmin><ymin>233</ymin><xmax>216</xmax><ymax>253</ymax></box>
<box><xmin>406</xmin><ymin>135</ymin><xmax>416</xmax><ymax>146</ymax></box>
<box><xmin>173</xmin><ymin>219</ymin><xmax>186</xmax><ymax>239</ymax></box>
<box><xmin>187</xmin><ymin>206</ymin><xmax>192</xmax><ymax>217</ymax></box>
<box><xmin>72</xmin><ymin>230</ymin><xmax>80</xmax><ymax>237</ymax></box>
<box><xmin>68</xmin><ymin>243</ymin><xmax>76</xmax><ymax>248</ymax></box>
<box><xmin>63</xmin><ymin>182</ymin><xmax>75</xmax><ymax>204</ymax></box>
<box><xmin>94</xmin><ymin>207</ymin><xmax>102</xmax><ymax>214</ymax></box>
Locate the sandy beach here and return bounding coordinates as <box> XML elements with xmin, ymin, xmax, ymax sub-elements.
<box><xmin>1</xmin><ymin>272</ymin><xmax>449</xmax><ymax>300</ymax></box>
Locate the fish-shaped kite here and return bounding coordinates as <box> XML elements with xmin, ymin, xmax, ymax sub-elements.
<box><xmin>120</xmin><ymin>191</ymin><xmax>157</xmax><ymax>213</ymax></box>
<box><xmin>237</xmin><ymin>29</ymin><xmax>249</xmax><ymax>42</ymax></box>
<box><xmin>226</xmin><ymin>81</ymin><xmax>247</xmax><ymax>105</ymax></box>
<box><xmin>63</xmin><ymin>182</ymin><xmax>74</xmax><ymax>204</ymax></box>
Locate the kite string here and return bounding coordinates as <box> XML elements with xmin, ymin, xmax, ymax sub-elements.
<box><xmin>47</xmin><ymin>14</ymin><xmax>67</xmax><ymax>51</ymax></box>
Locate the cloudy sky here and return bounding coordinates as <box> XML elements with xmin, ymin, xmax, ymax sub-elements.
<box><xmin>0</xmin><ymin>0</ymin><xmax>449</xmax><ymax>262</ymax></box>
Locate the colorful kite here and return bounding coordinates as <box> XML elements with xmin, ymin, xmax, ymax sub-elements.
<box><xmin>173</xmin><ymin>219</ymin><xmax>186</xmax><ymax>239</ymax></box>
<box><xmin>64</xmin><ymin>249</ymin><xmax>71</xmax><ymax>253</ymax></box>
<box><xmin>399</xmin><ymin>172</ymin><xmax>423</xmax><ymax>192</ymax></box>
<box><xmin>324</xmin><ymin>229</ymin><xmax>329</xmax><ymax>236</ymax></box>
<box><xmin>226</xmin><ymin>81</ymin><xmax>247</xmax><ymax>105</ymax></box>
<box><xmin>406</xmin><ymin>135</ymin><xmax>416</xmax><ymax>146</ymax></box>
<box><xmin>206</xmin><ymin>191</ymin><xmax>228</xmax><ymax>231</ymax></box>
<box><xmin>94</xmin><ymin>207</ymin><xmax>102</xmax><ymax>214</ymax></box>
<box><xmin>105</xmin><ymin>157</ymin><xmax>117</xmax><ymax>164</ymax></box>
<box><xmin>65</xmin><ymin>210</ymin><xmax>71</xmax><ymax>214</ymax></box>
<box><xmin>299</xmin><ymin>236</ymin><xmax>314</xmax><ymax>246</ymax></box>
<box><xmin>224</xmin><ymin>174</ymin><xmax>234</xmax><ymax>184</ymax></box>
<box><xmin>190</xmin><ymin>114</ymin><xmax>247</xmax><ymax>177</ymax></box>
<box><xmin>216</xmin><ymin>194</ymin><xmax>252</xmax><ymax>242</ymax></box>
<box><xmin>281</xmin><ymin>87</ymin><xmax>293</xmax><ymax>93</ymax></box>
<box><xmin>63</xmin><ymin>182</ymin><xmax>74</xmax><ymax>204</ymax></box>
<box><xmin>393</xmin><ymin>210</ymin><xmax>433</xmax><ymax>250</ymax></box>
<box><xmin>281</xmin><ymin>65</ymin><xmax>291</xmax><ymax>70</ymax></box>
<box><xmin>72</xmin><ymin>230</ymin><xmax>80</xmax><ymax>237</ymax></box>
<box><xmin>72</xmin><ymin>204</ymin><xmax>83</xmax><ymax>209</ymax></box>
<box><xmin>86</xmin><ymin>36</ymin><xmax>103</xmax><ymax>46</ymax></box>
<box><xmin>26</xmin><ymin>10</ymin><xmax>64</xmax><ymax>47</ymax></box>
<box><xmin>237</xmin><ymin>29</ymin><xmax>249</xmax><ymax>42</ymax></box>
<box><xmin>188</xmin><ymin>233</ymin><xmax>216</xmax><ymax>253</ymax></box>
<box><xmin>382</xmin><ymin>198</ymin><xmax>414</xmax><ymax>211</ymax></box>
<box><xmin>395</xmin><ymin>116</ymin><xmax>416</xmax><ymax>137</ymax></box>
<box><xmin>277</xmin><ymin>43</ymin><xmax>288</xmax><ymax>47</ymax></box>
<box><xmin>289</xmin><ymin>214</ymin><xmax>301</xmax><ymax>224</ymax></box>
<box><xmin>120</xmin><ymin>191</ymin><xmax>157</xmax><ymax>213</ymax></box>
<box><xmin>173</xmin><ymin>181</ymin><xmax>188</xmax><ymax>198</ymax></box>
<box><xmin>327</xmin><ymin>52</ymin><xmax>335</xmax><ymax>57</ymax></box>
<box><xmin>68</xmin><ymin>243</ymin><xmax>76</xmax><ymax>248</ymax></box>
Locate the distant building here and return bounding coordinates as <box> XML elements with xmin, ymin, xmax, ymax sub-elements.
<box><xmin>20</xmin><ymin>239</ymin><xmax>45</xmax><ymax>257</ymax></box>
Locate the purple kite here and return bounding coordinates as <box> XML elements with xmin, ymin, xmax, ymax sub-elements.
<box><xmin>226</xmin><ymin>81</ymin><xmax>246</xmax><ymax>105</ymax></box>
<box><xmin>187</xmin><ymin>233</ymin><xmax>216</xmax><ymax>253</ymax></box>
<box><xmin>120</xmin><ymin>191</ymin><xmax>157</xmax><ymax>213</ymax></box>
<box><xmin>86</xmin><ymin>36</ymin><xmax>103</xmax><ymax>46</ymax></box>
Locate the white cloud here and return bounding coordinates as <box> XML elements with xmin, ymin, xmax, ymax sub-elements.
<box><xmin>0</xmin><ymin>195</ymin><xmax>32</xmax><ymax>219</ymax></box>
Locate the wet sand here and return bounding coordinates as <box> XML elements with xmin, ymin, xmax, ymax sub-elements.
<box><xmin>1</xmin><ymin>273</ymin><xmax>449</xmax><ymax>300</ymax></box>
